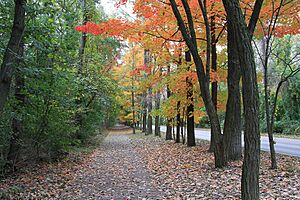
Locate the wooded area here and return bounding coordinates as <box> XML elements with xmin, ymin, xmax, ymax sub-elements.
<box><xmin>0</xmin><ymin>0</ymin><xmax>299</xmax><ymax>199</ymax></box>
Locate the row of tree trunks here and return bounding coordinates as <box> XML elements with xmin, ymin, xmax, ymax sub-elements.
<box><xmin>222</xmin><ymin>0</ymin><xmax>262</xmax><ymax>199</ymax></box>
<box><xmin>169</xmin><ymin>0</ymin><xmax>226</xmax><ymax>168</ymax></box>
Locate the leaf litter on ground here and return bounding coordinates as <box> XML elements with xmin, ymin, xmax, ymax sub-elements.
<box><xmin>0</xmin><ymin>129</ymin><xmax>299</xmax><ymax>199</ymax></box>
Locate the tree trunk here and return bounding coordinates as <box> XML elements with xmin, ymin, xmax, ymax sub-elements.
<box><xmin>209</xmin><ymin>15</ymin><xmax>218</xmax><ymax>152</ymax></box>
<box><xmin>147</xmin><ymin>87</ymin><xmax>153</xmax><ymax>135</ymax></box>
<box><xmin>7</xmin><ymin>43</ymin><xmax>25</xmax><ymax>170</ymax></box>
<box><xmin>223</xmin><ymin>17</ymin><xmax>242</xmax><ymax>161</ymax></box>
<box><xmin>262</xmin><ymin>38</ymin><xmax>277</xmax><ymax>169</ymax></box>
<box><xmin>131</xmin><ymin>78</ymin><xmax>136</xmax><ymax>134</ymax></box>
<box><xmin>181</xmin><ymin>108</ymin><xmax>185</xmax><ymax>144</ymax></box>
<box><xmin>0</xmin><ymin>0</ymin><xmax>26</xmax><ymax>113</ymax></box>
<box><xmin>176</xmin><ymin>101</ymin><xmax>181</xmax><ymax>143</ymax></box>
<box><xmin>186</xmin><ymin>75</ymin><xmax>195</xmax><ymax>147</ymax></box>
<box><xmin>222</xmin><ymin>0</ymin><xmax>261</xmax><ymax>199</ymax></box>
<box><xmin>131</xmin><ymin>51</ymin><xmax>136</xmax><ymax>134</ymax></box>
<box><xmin>185</xmin><ymin>50</ymin><xmax>195</xmax><ymax>146</ymax></box>
<box><xmin>165</xmin><ymin>66</ymin><xmax>172</xmax><ymax>140</ymax></box>
<box><xmin>155</xmin><ymin>91</ymin><xmax>161</xmax><ymax>136</ymax></box>
<box><xmin>75</xmin><ymin>0</ymin><xmax>88</xmax><ymax>135</ymax></box>
<box><xmin>142</xmin><ymin>92</ymin><xmax>147</xmax><ymax>133</ymax></box>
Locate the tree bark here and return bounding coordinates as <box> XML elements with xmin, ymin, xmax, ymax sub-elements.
<box><xmin>147</xmin><ymin>87</ymin><xmax>153</xmax><ymax>135</ymax></box>
<box><xmin>0</xmin><ymin>0</ymin><xmax>26</xmax><ymax>113</ymax></box>
<box><xmin>209</xmin><ymin>15</ymin><xmax>218</xmax><ymax>152</ymax></box>
<box><xmin>186</xmin><ymin>72</ymin><xmax>195</xmax><ymax>147</ymax></box>
<box><xmin>166</xmin><ymin>85</ymin><xmax>172</xmax><ymax>140</ymax></box>
<box><xmin>7</xmin><ymin>43</ymin><xmax>25</xmax><ymax>170</ymax></box>
<box><xmin>176</xmin><ymin>101</ymin><xmax>181</xmax><ymax>143</ymax></box>
<box><xmin>222</xmin><ymin>0</ymin><xmax>261</xmax><ymax>199</ymax></box>
<box><xmin>262</xmin><ymin>38</ymin><xmax>277</xmax><ymax>169</ymax></box>
<box><xmin>154</xmin><ymin>91</ymin><xmax>161</xmax><ymax>136</ymax></box>
<box><xmin>223</xmin><ymin>17</ymin><xmax>242</xmax><ymax>161</ymax></box>
<box><xmin>185</xmin><ymin>50</ymin><xmax>195</xmax><ymax>146</ymax></box>
<box><xmin>131</xmin><ymin>71</ymin><xmax>136</xmax><ymax>134</ymax></box>
<box><xmin>142</xmin><ymin>92</ymin><xmax>147</xmax><ymax>133</ymax></box>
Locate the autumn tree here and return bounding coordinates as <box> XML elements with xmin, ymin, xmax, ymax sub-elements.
<box><xmin>169</xmin><ymin>0</ymin><xmax>226</xmax><ymax>167</ymax></box>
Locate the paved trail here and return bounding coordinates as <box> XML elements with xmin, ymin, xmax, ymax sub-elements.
<box><xmin>157</xmin><ymin>125</ymin><xmax>300</xmax><ymax>157</ymax></box>
<box><xmin>62</xmin><ymin>129</ymin><xmax>161</xmax><ymax>199</ymax></box>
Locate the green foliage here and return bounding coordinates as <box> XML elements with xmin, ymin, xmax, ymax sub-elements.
<box><xmin>0</xmin><ymin>0</ymin><xmax>121</xmax><ymax>172</ymax></box>
<box><xmin>259</xmin><ymin>35</ymin><xmax>300</xmax><ymax>135</ymax></box>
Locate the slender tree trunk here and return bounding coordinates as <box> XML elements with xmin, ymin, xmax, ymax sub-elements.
<box><xmin>142</xmin><ymin>92</ymin><xmax>147</xmax><ymax>133</ymax></box>
<box><xmin>7</xmin><ymin>43</ymin><xmax>25</xmax><ymax>170</ymax></box>
<box><xmin>155</xmin><ymin>91</ymin><xmax>161</xmax><ymax>136</ymax></box>
<box><xmin>131</xmin><ymin>75</ymin><xmax>136</xmax><ymax>134</ymax></box>
<box><xmin>166</xmin><ymin>66</ymin><xmax>172</xmax><ymax>140</ymax></box>
<box><xmin>0</xmin><ymin>0</ymin><xmax>26</xmax><ymax>113</ymax></box>
<box><xmin>176</xmin><ymin>101</ymin><xmax>181</xmax><ymax>143</ymax></box>
<box><xmin>75</xmin><ymin>0</ymin><xmax>88</xmax><ymax>135</ymax></box>
<box><xmin>131</xmin><ymin>51</ymin><xmax>136</xmax><ymax>134</ymax></box>
<box><xmin>186</xmin><ymin>75</ymin><xmax>195</xmax><ymax>147</ymax></box>
<box><xmin>262</xmin><ymin>38</ymin><xmax>277</xmax><ymax>169</ymax></box>
<box><xmin>185</xmin><ymin>50</ymin><xmax>195</xmax><ymax>147</ymax></box>
<box><xmin>223</xmin><ymin>17</ymin><xmax>242</xmax><ymax>161</ymax></box>
<box><xmin>172</xmin><ymin>119</ymin><xmax>175</xmax><ymax>140</ymax></box>
<box><xmin>147</xmin><ymin>87</ymin><xmax>153</xmax><ymax>135</ymax></box>
<box><xmin>211</xmin><ymin>16</ymin><xmax>218</xmax><ymax>110</ymax></box>
<box><xmin>209</xmin><ymin>15</ymin><xmax>218</xmax><ymax>152</ymax></box>
<box><xmin>222</xmin><ymin>0</ymin><xmax>261</xmax><ymax>198</ymax></box>
<box><xmin>181</xmin><ymin>108</ymin><xmax>185</xmax><ymax>144</ymax></box>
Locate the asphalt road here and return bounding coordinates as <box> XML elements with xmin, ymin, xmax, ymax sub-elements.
<box><xmin>156</xmin><ymin>125</ymin><xmax>300</xmax><ymax>157</ymax></box>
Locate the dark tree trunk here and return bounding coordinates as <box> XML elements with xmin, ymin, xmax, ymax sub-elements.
<box><xmin>185</xmin><ymin>50</ymin><xmax>195</xmax><ymax>146</ymax></box>
<box><xmin>262</xmin><ymin>38</ymin><xmax>277</xmax><ymax>169</ymax></box>
<box><xmin>209</xmin><ymin>15</ymin><xmax>218</xmax><ymax>152</ymax></box>
<box><xmin>165</xmin><ymin>66</ymin><xmax>172</xmax><ymax>140</ymax></box>
<box><xmin>155</xmin><ymin>91</ymin><xmax>161</xmax><ymax>136</ymax></box>
<box><xmin>131</xmin><ymin>76</ymin><xmax>136</xmax><ymax>134</ymax></box>
<box><xmin>223</xmin><ymin>17</ymin><xmax>242</xmax><ymax>161</ymax></box>
<box><xmin>222</xmin><ymin>0</ymin><xmax>262</xmax><ymax>199</ymax></box>
<box><xmin>7</xmin><ymin>43</ymin><xmax>25</xmax><ymax>170</ymax></box>
<box><xmin>147</xmin><ymin>87</ymin><xmax>153</xmax><ymax>135</ymax></box>
<box><xmin>142</xmin><ymin>92</ymin><xmax>147</xmax><ymax>133</ymax></box>
<box><xmin>186</xmin><ymin>73</ymin><xmax>195</xmax><ymax>147</ymax></box>
<box><xmin>211</xmin><ymin>16</ymin><xmax>218</xmax><ymax>110</ymax></box>
<box><xmin>176</xmin><ymin>101</ymin><xmax>181</xmax><ymax>143</ymax></box>
<box><xmin>181</xmin><ymin>108</ymin><xmax>185</xmax><ymax>144</ymax></box>
<box><xmin>0</xmin><ymin>0</ymin><xmax>26</xmax><ymax>113</ymax></box>
<box><xmin>166</xmin><ymin>118</ymin><xmax>172</xmax><ymax>140</ymax></box>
